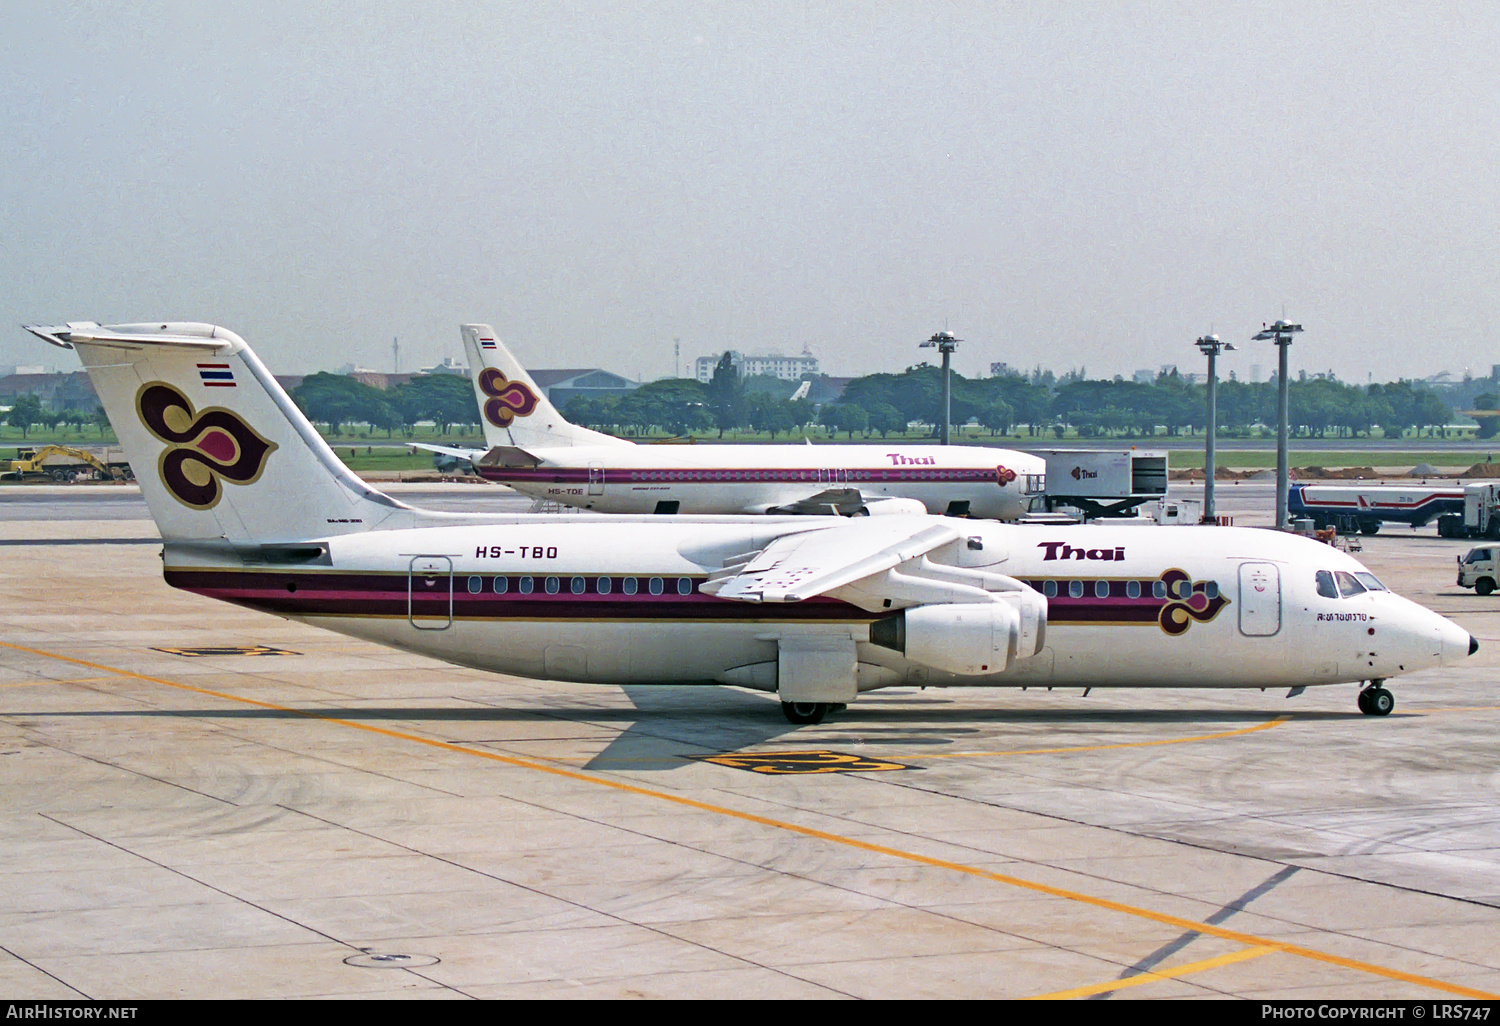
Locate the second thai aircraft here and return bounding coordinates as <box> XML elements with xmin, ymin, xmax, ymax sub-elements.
<box><xmin>428</xmin><ymin>324</ymin><xmax>1045</xmax><ymax>518</ymax></box>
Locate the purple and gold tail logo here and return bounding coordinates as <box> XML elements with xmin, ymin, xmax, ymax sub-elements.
<box><xmin>1158</xmin><ymin>568</ymin><xmax>1230</xmax><ymax>635</ymax></box>
<box><xmin>477</xmin><ymin>368</ymin><xmax>540</xmax><ymax>428</ymax></box>
<box><xmin>136</xmin><ymin>382</ymin><xmax>277</xmax><ymax>510</ymax></box>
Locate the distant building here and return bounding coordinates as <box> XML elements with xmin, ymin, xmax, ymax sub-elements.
<box><xmin>421</xmin><ymin>357</ymin><xmax>466</xmax><ymax>377</ymax></box>
<box><xmin>695</xmin><ymin>350</ymin><xmax>819</xmax><ymax>382</ymax></box>
<box><xmin>526</xmin><ymin>368</ymin><xmax>640</xmax><ymax>410</ymax></box>
<box><xmin>0</xmin><ymin>370</ymin><xmax>99</xmax><ymax>410</ymax></box>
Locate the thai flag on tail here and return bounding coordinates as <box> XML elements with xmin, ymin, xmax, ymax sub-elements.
<box><xmin>197</xmin><ymin>363</ymin><xmax>235</xmax><ymax>387</ymax></box>
<box><xmin>478</xmin><ymin>335</ymin><xmax>497</xmax><ymax>350</ymax></box>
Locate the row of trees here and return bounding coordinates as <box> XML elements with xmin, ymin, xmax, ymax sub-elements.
<box><xmin>3</xmin><ymin>395</ymin><xmax>110</xmax><ymax>438</ymax></box>
<box><xmin>287</xmin><ymin>373</ymin><xmax>479</xmax><ymax>436</ymax></box>
<box><xmin>2</xmin><ymin>359</ymin><xmax>1462</xmax><ymax>443</ymax></box>
<box><xmin>567</xmin><ymin>360</ymin><xmax>1458</xmax><ymax>441</ymax></box>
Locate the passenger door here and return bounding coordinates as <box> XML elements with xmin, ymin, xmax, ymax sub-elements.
<box><xmin>1238</xmin><ymin>562</ymin><xmax>1281</xmax><ymax>637</ymax></box>
<box><xmin>408</xmin><ymin>556</ymin><xmax>453</xmax><ymax>630</ymax></box>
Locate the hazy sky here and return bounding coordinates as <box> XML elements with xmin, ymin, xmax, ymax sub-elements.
<box><xmin>4</xmin><ymin>3</ymin><xmax>1498</xmax><ymax>383</ymax></box>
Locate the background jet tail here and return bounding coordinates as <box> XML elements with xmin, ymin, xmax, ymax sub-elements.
<box><xmin>459</xmin><ymin>323</ymin><xmax>632</xmax><ymax>450</ymax></box>
<box><xmin>25</xmin><ymin>322</ymin><xmax>413</xmax><ymax>545</ymax></box>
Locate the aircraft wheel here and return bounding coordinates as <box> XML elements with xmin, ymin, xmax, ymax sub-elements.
<box><xmin>1478</xmin><ymin>578</ymin><xmax>1495</xmax><ymax>597</ymax></box>
<box><xmin>1360</xmin><ymin>687</ymin><xmax>1394</xmax><ymax>716</ymax></box>
<box><xmin>781</xmin><ymin>701</ymin><xmax>829</xmax><ymax>725</ymax></box>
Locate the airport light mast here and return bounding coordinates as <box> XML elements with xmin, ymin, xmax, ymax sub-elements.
<box><xmin>1252</xmin><ymin>319</ymin><xmax>1303</xmax><ymax>530</ymax></box>
<box><xmin>920</xmin><ymin>330</ymin><xmax>961</xmax><ymax>445</ymax></box>
<box><xmin>1196</xmin><ymin>334</ymin><xmax>1235</xmax><ymax>522</ymax></box>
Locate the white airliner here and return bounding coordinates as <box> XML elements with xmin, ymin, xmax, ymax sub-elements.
<box><xmin>26</xmin><ymin>321</ymin><xmax>1476</xmax><ymax>724</ymax></box>
<box><xmin>431</xmin><ymin>323</ymin><xmax>1046</xmax><ymax>518</ymax></box>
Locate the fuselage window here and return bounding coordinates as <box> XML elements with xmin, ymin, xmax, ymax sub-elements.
<box><xmin>492</xmin><ymin>576</ymin><xmax>508</xmax><ymax>594</ymax></box>
<box><xmin>1094</xmin><ymin>580</ymin><xmax>1110</xmax><ymax>598</ymax></box>
<box><xmin>677</xmin><ymin>577</ymin><xmax>693</xmax><ymax>595</ymax></box>
<box><xmin>467</xmin><ymin>576</ymin><xmax>482</xmax><ymax>594</ymax></box>
<box><xmin>518</xmin><ymin>576</ymin><xmax>534</xmax><ymax>595</ymax></box>
<box><xmin>1334</xmin><ymin>571</ymin><xmax>1367</xmax><ymax>597</ymax></box>
<box><xmin>1203</xmin><ymin>581</ymin><xmax>1219</xmax><ymax>600</ymax></box>
<box><xmin>1126</xmin><ymin>580</ymin><xmax>1141</xmax><ymax>599</ymax></box>
<box><xmin>1173</xmin><ymin>579</ymin><xmax>1192</xmax><ymax>599</ymax></box>
<box><xmin>597</xmin><ymin>577</ymin><xmax>612</xmax><ymax>594</ymax></box>
<box><xmin>1153</xmin><ymin>581</ymin><xmax>1167</xmax><ymax>599</ymax></box>
<box><xmin>649</xmin><ymin>577</ymin><xmax>665</xmax><ymax>596</ymax></box>
<box><xmin>1068</xmin><ymin>580</ymin><xmax>1084</xmax><ymax>599</ymax></box>
<box><xmin>571</xmin><ymin>576</ymin><xmax>586</xmax><ymax>594</ymax></box>
<box><xmin>622</xmin><ymin>577</ymin><xmax>638</xmax><ymax>595</ymax></box>
<box><xmin>1042</xmin><ymin>580</ymin><xmax>1058</xmax><ymax>598</ymax></box>
<box><xmin>1315</xmin><ymin>570</ymin><xmax>1339</xmax><ymax>598</ymax></box>
<box><xmin>545</xmin><ymin>576</ymin><xmax>560</xmax><ymax>594</ymax></box>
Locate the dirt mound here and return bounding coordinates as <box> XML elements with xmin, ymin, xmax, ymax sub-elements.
<box><xmin>1292</xmin><ymin>465</ymin><xmax>1379</xmax><ymax>479</ymax></box>
<box><xmin>1168</xmin><ymin>467</ymin><xmax>1256</xmax><ymax>481</ymax></box>
<box><xmin>1460</xmin><ymin>463</ymin><xmax>1500</xmax><ymax>478</ymax></box>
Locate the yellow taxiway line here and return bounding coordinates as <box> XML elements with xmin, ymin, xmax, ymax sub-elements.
<box><xmin>3</xmin><ymin>639</ymin><xmax>1495</xmax><ymax>1001</ymax></box>
<box><xmin>1026</xmin><ymin>944</ymin><xmax>1281</xmax><ymax>1000</ymax></box>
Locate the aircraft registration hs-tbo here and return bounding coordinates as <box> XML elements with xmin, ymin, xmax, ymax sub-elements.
<box><xmin>433</xmin><ymin>323</ymin><xmax>1045</xmax><ymax>518</ymax></box>
<box><xmin>26</xmin><ymin>320</ymin><xmax>1477</xmax><ymax>724</ymax></box>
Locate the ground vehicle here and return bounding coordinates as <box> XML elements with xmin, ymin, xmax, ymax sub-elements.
<box><xmin>1287</xmin><ymin>483</ymin><xmax>1465</xmax><ymax>535</ymax></box>
<box><xmin>1</xmin><ymin>444</ymin><xmax>133</xmax><ymax>482</ymax></box>
<box><xmin>1457</xmin><ymin>546</ymin><xmax>1499</xmax><ymax>594</ymax></box>
<box><xmin>1436</xmin><ymin>484</ymin><xmax>1500</xmax><ymax>539</ymax></box>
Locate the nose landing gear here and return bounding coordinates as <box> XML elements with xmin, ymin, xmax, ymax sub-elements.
<box><xmin>1358</xmin><ymin>681</ymin><xmax>1394</xmax><ymax>716</ymax></box>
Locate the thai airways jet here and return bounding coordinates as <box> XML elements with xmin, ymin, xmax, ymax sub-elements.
<box><xmin>435</xmin><ymin>324</ymin><xmax>1046</xmax><ymax>518</ymax></box>
<box><xmin>25</xmin><ymin>321</ymin><xmax>1475</xmax><ymax>724</ymax></box>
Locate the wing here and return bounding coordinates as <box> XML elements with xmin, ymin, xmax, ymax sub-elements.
<box><xmin>699</xmin><ymin>514</ymin><xmax>960</xmax><ymax>603</ymax></box>
<box><xmin>765</xmin><ymin>487</ymin><xmax>865</xmax><ymax>516</ymax></box>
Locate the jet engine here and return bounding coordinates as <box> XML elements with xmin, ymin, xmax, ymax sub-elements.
<box><xmin>860</xmin><ymin>498</ymin><xmax>930</xmax><ymax>516</ymax></box>
<box><xmin>869</xmin><ymin>591</ymin><xmax>1047</xmax><ymax>676</ymax></box>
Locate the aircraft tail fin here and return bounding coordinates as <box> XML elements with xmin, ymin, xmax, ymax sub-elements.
<box><xmin>24</xmin><ymin>322</ymin><xmax>413</xmax><ymax>545</ymax></box>
<box><xmin>459</xmin><ymin>323</ymin><xmax>631</xmax><ymax>450</ymax></box>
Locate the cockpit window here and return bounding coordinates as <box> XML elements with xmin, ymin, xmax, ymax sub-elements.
<box><xmin>1334</xmin><ymin>571</ymin><xmax>1367</xmax><ymax>596</ymax></box>
<box><xmin>1354</xmin><ymin>572</ymin><xmax>1387</xmax><ymax>592</ymax></box>
<box><xmin>1315</xmin><ymin>570</ymin><xmax>1339</xmax><ymax>598</ymax></box>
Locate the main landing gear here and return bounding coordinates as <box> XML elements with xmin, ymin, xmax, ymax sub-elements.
<box><xmin>1357</xmin><ymin>681</ymin><xmax>1395</xmax><ymax>716</ymax></box>
<box><xmin>780</xmin><ymin>702</ymin><xmax>846</xmax><ymax>725</ymax></box>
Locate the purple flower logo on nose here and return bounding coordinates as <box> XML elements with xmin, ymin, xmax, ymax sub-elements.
<box><xmin>136</xmin><ymin>382</ymin><xmax>277</xmax><ymax>510</ymax></box>
<box><xmin>477</xmin><ymin>368</ymin><xmax>540</xmax><ymax>428</ymax></box>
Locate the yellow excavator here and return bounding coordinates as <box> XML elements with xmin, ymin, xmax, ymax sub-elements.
<box><xmin>2</xmin><ymin>445</ymin><xmax>133</xmax><ymax>482</ymax></box>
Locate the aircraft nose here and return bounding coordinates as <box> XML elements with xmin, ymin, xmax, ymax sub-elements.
<box><xmin>1438</xmin><ymin>618</ymin><xmax>1477</xmax><ymax>665</ymax></box>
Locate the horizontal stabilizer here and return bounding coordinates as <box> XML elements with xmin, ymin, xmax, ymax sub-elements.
<box><xmin>476</xmin><ymin>444</ymin><xmax>543</xmax><ymax>468</ymax></box>
<box><xmin>410</xmin><ymin>442</ymin><xmax>485</xmax><ymax>460</ymax></box>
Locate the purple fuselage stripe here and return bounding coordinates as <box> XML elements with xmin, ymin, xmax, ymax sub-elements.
<box><xmin>163</xmin><ymin>569</ymin><xmax>1189</xmax><ymax>626</ymax></box>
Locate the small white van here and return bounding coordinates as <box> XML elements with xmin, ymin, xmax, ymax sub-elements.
<box><xmin>1457</xmin><ymin>547</ymin><xmax>1498</xmax><ymax>595</ymax></box>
